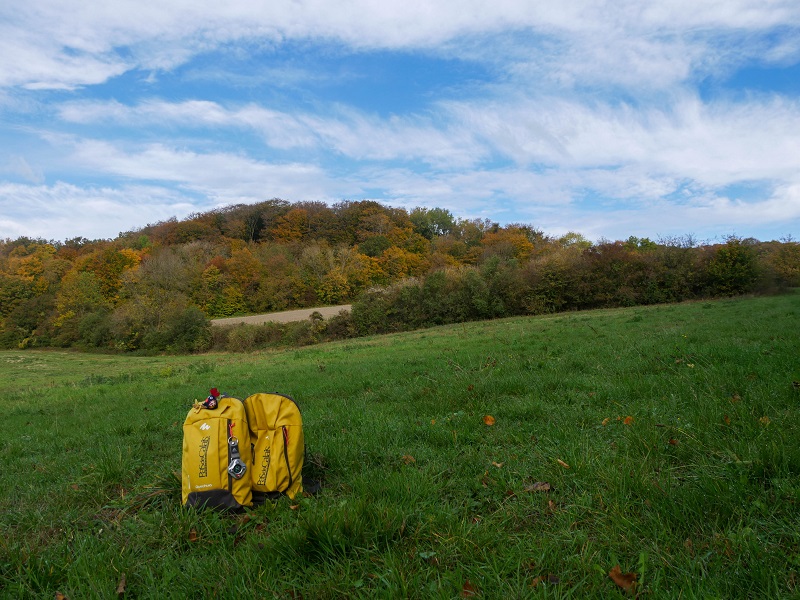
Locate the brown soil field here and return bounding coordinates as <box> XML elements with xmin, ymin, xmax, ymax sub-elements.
<box><xmin>210</xmin><ymin>305</ymin><xmax>352</xmax><ymax>326</ymax></box>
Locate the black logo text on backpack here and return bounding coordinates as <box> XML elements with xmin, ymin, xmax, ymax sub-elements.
<box><xmin>257</xmin><ymin>445</ymin><xmax>271</xmax><ymax>486</ymax></box>
<box><xmin>199</xmin><ymin>436</ymin><xmax>211</xmax><ymax>477</ymax></box>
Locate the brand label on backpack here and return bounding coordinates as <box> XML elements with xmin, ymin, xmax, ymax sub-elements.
<box><xmin>198</xmin><ymin>435</ymin><xmax>211</xmax><ymax>477</ymax></box>
<box><xmin>256</xmin><ymin>445</ymin><xmax>271</xmax><ymax>486</ymax></box>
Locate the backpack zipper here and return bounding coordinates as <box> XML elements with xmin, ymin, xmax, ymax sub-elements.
<box><xmin>282</xmin><ymin>426</ymin><xmax>293</xmax><ymax>491</ymax></box>
<box><xmin>227</xmin><ymin>418</ymin><xmax>233</xmax><ymax>491</ymax></box>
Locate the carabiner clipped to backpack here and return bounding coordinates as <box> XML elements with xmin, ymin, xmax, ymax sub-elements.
<box><xmin>227</xmin><ymin>421</ymin><xmax>247</xmax><ymax>480</ymax></box>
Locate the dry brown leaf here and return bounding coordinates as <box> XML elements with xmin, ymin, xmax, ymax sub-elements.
<box><xmin>55</xmin><ymin>593</ymin><xmax>69</xmax><ymax>600</ymax></box>
<box><xmin>461</xmin><ymin>580</ymin><xmax>478</xmax><ymax>597</ymax></box>
<box><xmin>431</xmin><ymin>419</ymin><xmax>436</xmax><ymax>425</ymax></box>
<box><xmin>557</xmin><ymin>459</ymin><xmax>570</xmax><ymax>469</ymax></box>
<box><xmin>548</xmin><ymin>499</ymin><xmax>557</xmax><ymax>512</ymax></box>
<box><xmin>491</xmin><ymin>461</ymin><xmax>504</xmax><ymax>468</ymax></box>
<box><xmin>70</xmin><ymin>484</ymin><xmax>79</xmax><ymax>491</ymax></box>
<box><xmin>290</xmin><ymin>504</ymin><xmax>300</xmax><ymax>510</ymax></box>
<box><xmin>668</xmin><ymin>438</ymin><xmax>679</xmax><ymax>446</ymax></box>
<box><xmin>481</xmin><ymin>470</ymin><xmax>494</xmax><ymax>488</ymax></box>
<box><xmin>760</xmin><ymin>416</ymin><xmax>771</xmax><ymax>425</ymax></box>
<box><xmin>188</xmin><ymin>528</ymin><xmax>198</xmax><ymax>542</ymax></box>
<box><xmin>483</xmin><ymin>415</ymin><xmax>496</xmax><ymax>426</ymax></box>
<box><xmin>525</xmin><ymin>481</ymin><xmax>551</xmax><ymax>493</ymax></box>
<box><xmin>601</xmin><ymin>417</ymin><xmax>610</xmax><ymax>426</ymax></box>
<box><xmin>724</xmin><ymin>415</ymin><xmax>731</xmax><ymax>425</ymax></box>
<box><xmin>623</xmin><ymin>416</ymin><xmax>634</xmax><ymax>425</ymax></box>
<box><xmin>608</xmin><ymin>565</ymin><xmax>637</xmax><ymax>592</ymax></box>
<box><xmin>116</xmin><ymin>573</ymin><xmax>127</xmax><ymax>597</ymax></box>
<box><xmin>402</xmin><ymin>455</ymin><xmax>416</xmax><ymax>464</ymax></box>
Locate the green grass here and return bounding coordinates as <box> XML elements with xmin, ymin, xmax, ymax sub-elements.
<box><xmin>1</xmin><ymin>293</ymin><xmax>799</xmax><ymax>599</ymax></box>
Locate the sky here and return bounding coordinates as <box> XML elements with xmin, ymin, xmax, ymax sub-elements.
<box><xmin>1</xmin><ymin>1</ymin><xmax>800</xmax><ymax>244</ymax></box>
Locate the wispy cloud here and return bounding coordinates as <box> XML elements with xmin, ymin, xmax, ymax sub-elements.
<box><xmin>0</xmin><ymin>181</ymin><xmax>198</xmax><ymax>240</ymax></box>
<box><xmin>1</xmin><ymin>1</ymin><xmax>799</xmax><ymax>241</ymax></box>
<box><xmin>4</xmin><ymin>1</ymin><xmax>800</xmax><ymax>90</ymax></box>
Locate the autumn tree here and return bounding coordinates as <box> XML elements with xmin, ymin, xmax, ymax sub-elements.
<box><xmin>409</xmin><ymin>207</ymin><xmax>455</xmax><ymax>239</ymax></box>
<box><xmin>480</xmin><ymin>225</ymin><xmax>535</xmax><ymax>262</ymax></box>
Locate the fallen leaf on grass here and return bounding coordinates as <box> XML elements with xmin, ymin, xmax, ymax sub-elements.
<box><xmin>668</xmin><ymin>438</ymin><xmax>679</xmax><ymax>446</ymax></box>
<box><xmin>481</xmin><ymin>471</ymin><xmax>495</xmax><ymax>488</ymax></box>
<box><xmin>608</xmin><ymin>565</ymin><xmax>637</xmax><ymax>593</ymax></box>
<box><xmin>55</xmin><ymin>593</ymin><xmax>69</xmax><ymax>600</ymax></box>
<box><xmin>724</xmin><ymin>415</ymin><xmax>731</xmax><ymax>425</ymax></box>
<box><xmin>623</xmin><ymin>416</ymin><xmax>634</xmax><ymax>425</ymax></box>
<box><xmin>290</xmin><ymin>504</ymin><xmax>300</xmax><ymax>510</ymax></box>
<box><xmin>491</xmin><ymin>461</ymin><xmax>504</xmax><ymax>468</ymax></box>
<box><xmin>483</xmin><ymin>415</ymin><xmax>496</xmax><ymax>426</ymax></box>
<box><xmin>116</xmin><ymin>573</ymin><xmax>126</xmax><ymax>597</ymax></box>
<box><xmin>402</xmin><ymin>455</ymin><xmax>416</xmax><ymax>464</ymax></box>
<box><xmin>188</xmin><ymin>528</ymin><xmax>199</xmax><ymax>543</ymax></box>
<box><xmin>524</xmin><ymin>481</ymin><xmax>551</xmax><ymax>493</ymax></box>
<box><xmin>601</xmin><ymin>418</ymin><xmax>610</xmax><ymax>426</ymax></box>
<box><xmin>548</xmin><ymin>500</ymin><xmax>557</xmax><ymax>512</ymax></box>
<box><xmin>70</xmin><ymin>484</ymin><xmax>79</xmax><ymax>491</ymax></box>
<box><xmin>557</xmin><ymin>459</ymin><xmax>570</xmax><ymax>469</ymax></box>
<box><xmin>461</xmin><ymin>580</ymin><xmax>478</xmax><ymax>597</ymax></box>
<box><xmin>760</xmin><ymin>416</ymin><xmax>771</xmax><ymax>426</ymax></box>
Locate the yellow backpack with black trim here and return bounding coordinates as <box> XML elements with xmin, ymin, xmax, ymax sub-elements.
<box><xmin>244</xmin><ymin>392</ymin><xmax>305</xmax><ymax>501</ymax></box>
<box><xmin>181</xmin><ymin>391</ymin><xmax>253</xmax><ymax>510</ymax></box>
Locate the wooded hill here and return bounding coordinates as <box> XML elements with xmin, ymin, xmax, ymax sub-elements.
<box><xmin>1</xmin><ymin>199</ymin><xmax>798</xmax><ymax>353</ymax></box>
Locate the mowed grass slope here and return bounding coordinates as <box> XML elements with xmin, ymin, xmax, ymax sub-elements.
<box><xmin>1</xmin><ymin>293</ymin><xmax>799</xmax><ymax>599</ymax></box>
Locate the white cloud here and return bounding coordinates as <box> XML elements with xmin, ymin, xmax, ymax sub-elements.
<box><xmin>447</xmin><ymin>93</ymin><xmax>800</xmax><ymax>185</ymax></box>
<box><xmin>0</xmin><ymin>181</ymin><xmax>199</xmax><ymax>240</ymax></box>
<box><xmin>66</xmin><ymin>139</ymin><xmax>340</xmax><ymax>202</ymax></box>
<box><xmin>2</xmin><ymin>1</ymin><xmax>799</xmax><ymax>242</ymax></box>
<box><xmin>3</xmin><ymin>1</ymin><xmax>799</xmax><ymax>90</ymax></box>
<box><xmin>58</xmin><ymin>99</ymin><xmax>487</xmax><ymax>168</ymax></box>
<box><xmin>1</xmin><ymin>155</ymin><xmax>45</xmax><ymax>184</ymax></box>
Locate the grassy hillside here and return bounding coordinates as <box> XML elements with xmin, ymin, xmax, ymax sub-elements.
<box><xmin>2</xmin><ymin>293</ymin><xmax>799</xmax><ymax>598</ymax></box>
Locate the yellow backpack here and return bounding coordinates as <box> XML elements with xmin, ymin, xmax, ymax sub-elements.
<box><xmin>244</xmin><ymin>392</ymin><xmax>305</xmax><ymax>501</ymax></box>
<box><xmin>181</xmin><ymin>392</ymin><xmax>253</xmax><ymax>510</ymax></box>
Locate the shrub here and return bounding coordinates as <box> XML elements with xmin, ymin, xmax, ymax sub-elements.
<box><xmin>702</xmin><ymin>237</ymin><xmax>761</xmax><ymax>296</ymax></box>
<box><xmin>352</xmin><ymin>288</ymin><xmax>397</xmax><ymax>335</ymax></box>
<box><xmin>324</xmin><ymin>310</ymin><xmax>358</xmax><ymax>341</ymax></box>
<box><xmin>164</xmin><ymin>306</ymin><xmax>212</xmax><ymax>353</ymax></box>
<box><xmin>78</xmin><ymin>308</ymin><xmax>113</xmax><ymax>349</ymax></box>
<box><xmin>226</xmin><ymin>324</ymin><xmax>260</xmax><ymax>353</ymax></box>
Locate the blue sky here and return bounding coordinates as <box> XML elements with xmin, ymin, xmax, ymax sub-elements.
<box><xmin>1</xmin><ymin>1</ymin><xmax>799</xmax><ymax>243</ymax></box>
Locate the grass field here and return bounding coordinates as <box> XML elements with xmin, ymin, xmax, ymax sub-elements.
<box><xmin>1</xmin><ymin>293</ymin><xmax>799</xmax><ymax>599</ymax></box>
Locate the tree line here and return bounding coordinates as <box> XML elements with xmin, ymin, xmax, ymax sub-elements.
<box><xmin>1</xmin><ymin>199</ymin><xmax>798</xmax><ymax>353</ymax></box>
